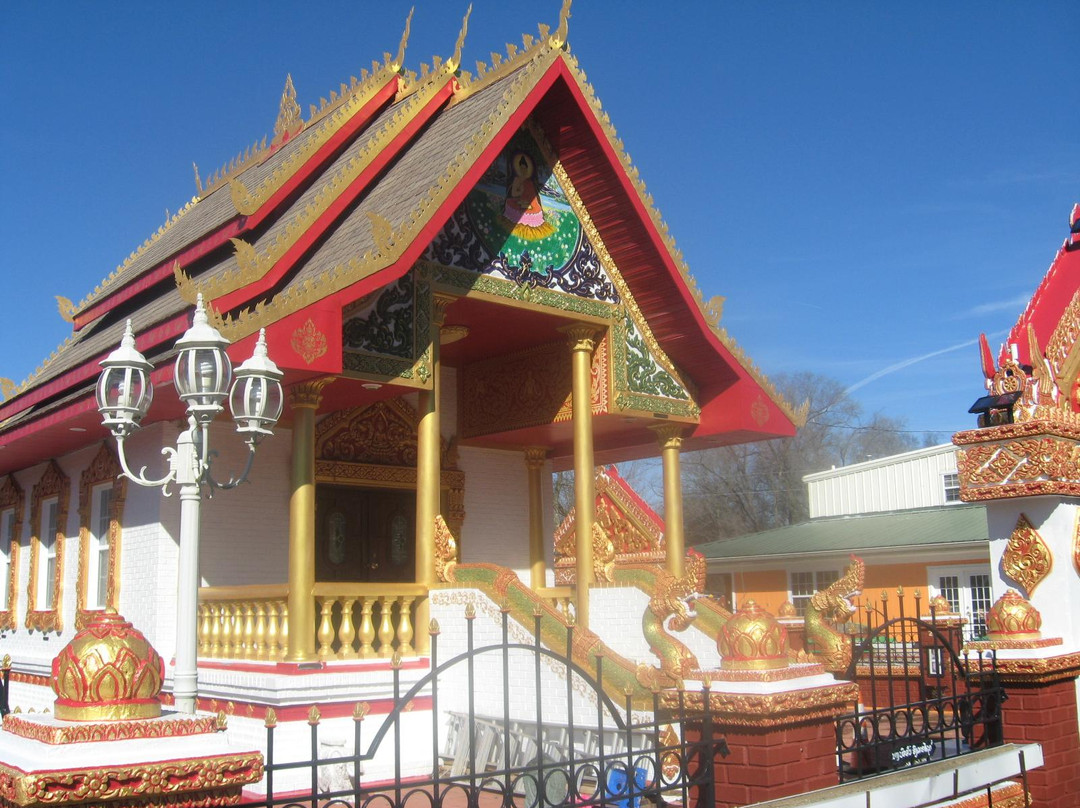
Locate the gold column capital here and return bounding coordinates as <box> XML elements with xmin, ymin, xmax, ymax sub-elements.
<box><xmin>651</xmin><ymin>423</ymin><xmax>687</xmax><ymax>451</ymax></box>
<box><xmin>559</xmin><ymin>323</ymin><xmax>603</xmax><ymax>353</ymax></box>
<box><xmin>524</xmin><ymin>447</ymin><xmax>548</xmax><ymax>470</ymax></box>
<box><xmin>432</xmin><ymin>292</ymin><xmax>457</xmax><ymax>327</ymax></box>
<box><xmin>289</xmin><ymin>377</ymin><xmax>334</xmax><ymax>409</ymax></box>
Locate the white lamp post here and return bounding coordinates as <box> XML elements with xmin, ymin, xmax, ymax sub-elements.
<box><xmin>96</xmin><ymin>294</ymin><xmax>283</xmax><ymax>714</ymax></box>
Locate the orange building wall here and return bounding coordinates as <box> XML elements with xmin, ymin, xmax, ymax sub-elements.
<box><xmin>729</xmin><ymin>556</ymin><xmax>989</xmax><ymax>618</ymax></box>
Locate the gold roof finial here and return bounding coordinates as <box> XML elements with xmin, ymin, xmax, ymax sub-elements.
<box><xmin>55</xmin><ymin>296</ymin><xmax>75</xmax><ymax>323</ymax></box>
<box><xmin>273</xmin><ymin>74</ymin><xmax>302</xmax><ymax>145</ymax></box>
<box><xmin>193</xmin><ymin>162</ymin><xmax>203</xmax><ymax>196</ymax></box>
<box><xmin>393</xmin><ymin>7</ymin><xmax>414</xmax><ymax>71</ymax></box>
<box><xmin>0</xmin><ymin>379</ymin><xmax>14</xmax><ymax>401</ymax></box>
<box><xmin>551</xmin><ymin>0</ymin><xmax>572</xmax><ymax>47</ymax></box>
<box><xmin>448</xmin><ymin>5</ymin><xmax>472</xmax><ymax>72</ymax></box>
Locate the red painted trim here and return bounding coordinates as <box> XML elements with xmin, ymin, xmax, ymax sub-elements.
<box><xmin>197</xmin><ymin>658</ymin><xmax>431</xmax><ymax>675</ymax></box>
<box><xmin>0</xmin><ymin>314</ymin><xmax>189</xmax><ymax>426</ymax></box>
<box><xmin>213</xmin><ymin>80</ymin><xmax>456</xmax><ymax>315</ymax></box>
<box><xmin>74</xmin><ymin>78</ymin><xmax>400</xmax><ymax>331</ymax></box>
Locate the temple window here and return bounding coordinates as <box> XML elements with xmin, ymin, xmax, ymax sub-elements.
<box><xmin>0</xmin><ymin>508</ymin><xmax>13</xmax><ymax>611</ymax></box>
<box><xmin>27</xmin><ymin>460</ymin><xmax>69</xmax><ymax>632</ymax></box>
<box><xmin>0</xmin><ymin>476</ymin><xmax>24</xmax><ymax>630</ymax></box>
<box><xmin>790</xmin><ymin>569</ymin><xmax>840</xmax><ymax>617</ymax></box>
<box><xmin>77</xmin><ymin>444</ymin><xmax>124</xmax><ymax>624</ymax></box>
<box><xmin>942</xmin><ymin>473</ymin><xmax>961</xmax><ymax>503</ymax></box>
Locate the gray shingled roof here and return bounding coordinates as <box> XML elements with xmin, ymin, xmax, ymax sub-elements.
<box><xmin>695</xmin><ymin>504</ymin><xmax>989</xmax><ymax>560</ymax></box>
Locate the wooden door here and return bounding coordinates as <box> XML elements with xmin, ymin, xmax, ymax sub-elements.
<box><xmin>315</xmin><ymin>485</ymin><xmax>416</xmax><ymax>582</ymax></box>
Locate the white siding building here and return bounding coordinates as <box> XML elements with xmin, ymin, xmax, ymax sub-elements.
<box><xmin>804</xmin><ymin>443</ymin><xmax>960</xmax><ymax>518</ymax></box>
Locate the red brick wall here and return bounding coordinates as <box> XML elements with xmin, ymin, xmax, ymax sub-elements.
<box><xmin>998</xmin><ymin>676</ymin><xmax>1080</xmax><ymax>808</ymax></box>
<box><xmin>688</xmin><ymin>717</ymin><xmax>838</xmax><ymax>808</ymax></box>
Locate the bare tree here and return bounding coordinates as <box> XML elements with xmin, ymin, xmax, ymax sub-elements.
<box><xmin>683</xmin><ymin>372</ymin><xmax>926</xmax><ymax>544</ymax></box>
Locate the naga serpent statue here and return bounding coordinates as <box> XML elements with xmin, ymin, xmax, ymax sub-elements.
<box><xmin>804</xmin><ymin>555</ymin><xmax>865</xmax><ymax>673</ymax></box>
<box><xmin>635</xmin><ymin>551</ymin><xmax>706</xmax><ymax>689</ymax></box>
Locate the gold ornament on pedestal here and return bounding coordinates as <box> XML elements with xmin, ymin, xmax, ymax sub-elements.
<box><xmin>986</xmin><ymin>589</ymin><xmax>1043</xmax><ymax>641</ymax></box>
<box><xmin>777</xmin><ymin>601</ymin><xmax>797</xmax><ymax>618</ymax></box>
<box><xmin>717</xmin><ymin>600</ymin><xmax>789</xmax><ymax>671</ymax></box>
<box><xmin>929</xmin><ymin>594</ymin><xmax>954</xmax><ymax>614</ymax></box>
<box><xmin>51</xmin><ymin>612</ymin><xmax>165</xmax><ymax>721</ymax></box>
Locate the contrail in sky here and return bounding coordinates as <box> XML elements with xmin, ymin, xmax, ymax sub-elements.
<box><xmin>845</xmin><ymin>331</ymin><xmax>1008</xmax><ymax>396</ymax></box>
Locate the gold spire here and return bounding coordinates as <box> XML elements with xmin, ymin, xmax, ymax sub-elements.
<box><xmin>55</xmin><ymin>296</ymin><xmax>75</xmax><ymax>323</ymax></box>
<box><xmin>448</xmin><ymin>5</ymin><xmax>472</xmax><ymax>72</ymax></box>
<box><xmin>193</xmin><ymin>162</ymin><xmax>203</xmax><ymax>196</ymax></box>
<box><xmin>551</xmin><ymin>0</ymin><xmax>572</xmax><ymax>47</ymax></box>
<box><xmin>394</xmin><ymin>7</ymin><xmax>414</xmax><ymax>71</ymax></box>
<box><xmin>273</xmin><ymin>74</ymin><xmax>302</xmax><ymax>145</ymax></box>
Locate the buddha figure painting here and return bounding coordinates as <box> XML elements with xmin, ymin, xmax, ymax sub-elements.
<box><xmin>502</xmin><ymin>151</ymin><xmax>556</xmax><ymax>238</ymax></box>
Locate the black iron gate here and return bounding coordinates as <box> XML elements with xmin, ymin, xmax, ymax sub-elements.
<box><xmin>835</xmin><ymin>595</ymin><xmax>1005</xmax><ymax>781</ymax></box>
<box><xmin>244</xmin><ymin>605</ymin><xmax>726</xmax><ymax>808</ymax></box>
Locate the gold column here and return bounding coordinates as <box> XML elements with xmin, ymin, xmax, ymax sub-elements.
<box><xmin>525</xmin><ymin>447</ymin><xmax>548</xmax><ymax>589</ymax></box>
<box><xmin>286</xmin><ymin>378</ymin><xmax>332</xmax><ymax>662</ymax></box>
<box><xmin>414</xmin><ymin>293</ymin><xmax>455</xmax><ymax>654</ymax></box>
<box><xmin>562</xmin><ymin>324</ymin><xmax>602</xmax><ymax>629</ymax></box>
<box><xmin>653</xmin><ymin>424</ymin><xmax>687</xmax><ymax>578</ymax></box>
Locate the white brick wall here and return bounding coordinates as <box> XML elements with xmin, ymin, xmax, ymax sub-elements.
<box><xmin>458</xmin><ymin>447</ymin><xmax>530</xmax><ymax>578</ymax></box>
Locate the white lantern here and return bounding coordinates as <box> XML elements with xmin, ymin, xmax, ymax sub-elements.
<box><xmin>173</xmin><ymin>294</ymin><xmax>232</xmax><ymax>425</ymax></box>
<box><xmin>97</xmin><ymin>320</ymin><xmax>154</xmax><ymax>438</ymax></box>
<box><xmin>230</xmin><ymin>329</ymin><xmax>284</xmax><ymax>440</ymax></box>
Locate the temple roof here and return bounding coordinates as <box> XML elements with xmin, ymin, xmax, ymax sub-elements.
<box><xmin>0</xmin><ymin>5</ymin><xmax>802</xmax><ymax>473</ymax></box>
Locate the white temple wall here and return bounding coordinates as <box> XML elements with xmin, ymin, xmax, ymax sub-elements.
<box><xmin>198</xmin><ymin>421</ymin><xmax>292</xmax><ymax>587</ymax></box>
<box><xmin>458</xmin><ymin>446</ymin><xmax>531</xmax><ymax>578</ymax></box>
<box><xmin>985</xmin><ymin>497</ymin><xmax>1080</xmax><ymax>648</ymax></box>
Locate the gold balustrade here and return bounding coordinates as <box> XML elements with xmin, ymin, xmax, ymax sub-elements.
<box><xmin>198</xmin><ymin>582</ymin><xmax>428</xmax><ymax>662</ymax></box>
<box><xmin>535</xmin><ymin>586</ymin><xmax>575</xmax><ymax>622</ymax></box>
<box><xmin>312</xmin><ymin>583</ymin><xmax>428</xmax><ymax>660</ymax></box>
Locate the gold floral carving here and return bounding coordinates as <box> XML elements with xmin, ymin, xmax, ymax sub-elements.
<box><xmin>434</xmin><ymin>515</ymin><xmax>458</xmax><ymax>583</ymax></box>
<box><xmin>76</xmin><ymin>443</ymin><xmax>125</xmax><ymax>627</ymax></box>
<box><xmin>288</xmin><ymin>377</ymin><xmax>334</xmax><ymax>410</ymax></box>
<box><xmin>660</xmin><ymin>681</ymin><xmax>859</xmax><ymax>728</ymax></box>
<box><xmin>592</xmin><ymin>523</ymin><xmax>615</xmax><ymax>583</ymax></box>
<box><xmin>0</xmin><ymin>752</ymin><xmax>263</xmax><ymax>807</ymax></box>
<box><xmin>0</xmin><ymin>476</ymin><xmax>23</xmax><ymax>632</ymax></box>
<box><xmin>1002</xmin><ymin>514</ymin><xmax>1052</xmax><ymax>596</ymax></box>
<box><xmin>272</xmin><ymin>74</ymin><xmax>303</xmax><ymax>146</ymax></box>
<box><xmin>955</xmin><ymin>426</ymin><xmax>1080</xmax><ymax>501</ymax></box>
<box><xmin>27</xmin><ymin>461</ymin><xmax>69</xmax><ymax>633</ymax></box>
<box><xmin>3</xmin><ymin>713</ymin><xmax>217</xmax><ymax>745</ymax></box>
<box><xmin>291</xmin><ymin>318</ymin><xmax>328</xmax><ymax>365</ymax></box>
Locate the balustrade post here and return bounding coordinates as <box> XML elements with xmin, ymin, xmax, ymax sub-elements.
<box><xmin>242</xmin><ymin>604</ymin><xmax>256</xmax><ymax>660</ymax></box>
<box><xmin>209</xmin><ymin>605</ymin><xmax>222</xmax><ymax>658</ymax></box>
<box><xmin>279</xmin><ymin>604</ymin><xmax>289</xmax><ymax>658</ymax></box>
<box><xmin>377</xmin><ymin>597</ymin><xmax>395</xmax><ymax>658</ymax></box>
<box><xmin>359</xmin><ymin>598</ymin><xmax>376</xmax><ymax>659</ymax></box>
<box><xmin>338</xmin><ymin>598</ymin><xmax>357</xmax><ymax>659</ymax></box>
<box><xmin>265</xmin><ymin>602</ymin><xmax>280</xmax><ymax>661</ymax></box>
<box><xmin>221</xmin><ymin>604</ymin><xmax>236</xmax><ymax>659</ymax></box>
<box><xmin>317</xmin><ymin>598</ymin><xmax>335</xmax><ymax>660</ymax></box>
<box><xmin>253</xmin><ymin>603</ymin><xmax>267</xmax><ymax>660</ymax></box>
<box><xmin>198</xmin><ymin>605</ymin><xmax>210</xmax><ymax>656</ymax></box>
<box><xmin>398</xmin><ymin>596</ymin><xmax>415</xmax><ymax>656</ymax></box>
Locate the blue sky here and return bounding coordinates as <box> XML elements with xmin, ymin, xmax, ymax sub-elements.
<box><xmin>1</xmin><ymin>1</ymin><xmax>1077</xmax><ymax>439</ymax></box>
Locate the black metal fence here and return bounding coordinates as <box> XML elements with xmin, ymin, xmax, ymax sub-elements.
<box><xmin>243</xmin><ymin>606</ymin><xmax>726</xmax><ymax>808</ymax></box>
<box><xmin>835</xmin><ymin>592</ymin><xmax>1005</xmax><ymax>781</ymax></box>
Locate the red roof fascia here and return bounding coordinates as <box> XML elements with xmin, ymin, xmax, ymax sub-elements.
<box><xmin>999</xmin><ymin>241</ymin><xmax>1079</xmax><ymax>368</ymax></box>
<box><xmin>74</xmin><ymin>77</ymin><xmax>401</xmax><ymax>331</ymax></box>
<box><xmin>0</xmin><ymin>314</ymin><xmax>191</xmax><ymax>427</ymax></box>
<box><xmin>212</xmin><ymin>80</ymin><xmax>455</xmax><ymax>316</ymax></box>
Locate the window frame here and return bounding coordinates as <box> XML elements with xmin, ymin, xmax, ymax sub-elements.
<box><xmin>942</xmin><ymin>472</ymin><xmax>961</xmax><ymax>504</ymax></box>
<box><xmin>789</xmin><ymin>568</ymin><xmax>842</xmax><ymax>617</ymax></box>
<box><xmin>28</xmin><ymin>461</ymin><xmax>69</xmax><ymax>632</ymax></box>
<box><xmin>77</xmin><ymin>444</ymin><xmax>125</xmax><ymax>627</ymax></box>
<box><xmin>0</xmin><ymin>476</ymin><xmax>24</xmax><ymax>630</ymax></box>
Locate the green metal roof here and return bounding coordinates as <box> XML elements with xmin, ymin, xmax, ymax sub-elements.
<box><xmin>694</xmin><ymin>504</ymin><xmax>988</xmax><ymax>560</ymax></box>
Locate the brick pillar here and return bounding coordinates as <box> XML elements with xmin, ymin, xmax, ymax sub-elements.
<box><xmin>681</xmin><ymin>678</ymin><xmax>857</xmax><ymax>808</ymax></box>
<box><xmin>997</xmin><ymin>668</ymin><xmax>1080</xmax><ymax>808</ymax></box>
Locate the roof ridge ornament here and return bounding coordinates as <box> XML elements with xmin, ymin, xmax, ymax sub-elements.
<box><xmin>56</xmin><ymin>296</ymin><xmax>76</xmax><ymax>323</ymax></box>
<box><xmin>273</xmin><ymin>74</ymin><xmax>303</xmax><ymax>146</ymax></box>
<box><xmin>550</xmin><ymin>0</ymin><xmax>572</xmax><ymax>48</ymax></box>
<box><xmin>447</xmin><ymin>5</ymin><xmax>472</xmax><ymax>72</ymax></box>
<box><xmin>393</xmin><ymin>7</ymin><xmax>414</xmax><ymax>72</ymax></box>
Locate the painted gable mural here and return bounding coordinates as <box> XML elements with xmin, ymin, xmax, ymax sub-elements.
<box><xmin>424</xmin><ymin>128</ymin><xmax>619</xmax><ymax>303</ymax></box>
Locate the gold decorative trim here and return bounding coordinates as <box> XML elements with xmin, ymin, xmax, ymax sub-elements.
<box><xmin>54</xmin><ymin>296</ymin><xmax>75</xmax><ymax>323</ymax></box>
<box><xmin>660</xmin><ymin>681</ymin><xmax>859</xmax><ymax>728</ymax></box>
<box><xmin>3</xmin><ymin>714</ymin><xmax>216</xmax><ymax>744</ymax></box>
<box><xmin>1002</xmin><ymin>514</ymin><xmax>1052</xmax><ymax>596</ymax></box>
<box><xmin>965</xmin><ymin>637</ymin><xmax>1062</xmax><ymax>651</ymax></box>
<box><xmin>290</xmin><ymin>318</ymin><xmax>328</xmax><ymax>365</ymax></box>
<box><xmin>272</xmin><ymin>74</ymin><xmax>303</xmax><ymax>146</ymax></box>
<box><xmin>0</xmin><ymin>476</ymin><xmax>24</xmax><ymax>632</ymax></box>
<box><xmin>76</xmin><ymin>443</ymin><xmax>125</xmax><ymax>625</ymax></box>
<box><xmin>27</xmin><ymin>460</ymin><xmax>69</xmax><ymax>633</ymax></box>
<box><xmin>987</xmin><ymin>651</ymin><xmax>1080</xmax><ymax>684</ymax></box>
<box><xmin>288</xmin><ymin>377</ymin><xmax>334</xmax><ymax>410</ymax></box>
<box><xmin>200</xmin><ymin>46</ymin><xmax>562</xmax><ymax>343</ymax></box>
<box><xmin>0</xmin><ymin>752</ymin><xmax>262</xmax><ymax>807</ymax></box>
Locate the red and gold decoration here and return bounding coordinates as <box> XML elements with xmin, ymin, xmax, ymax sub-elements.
<box><xmin>1001</xmin><ymin>513</ymin><xmax>1052</xmax><ymax>596</ymax></box>
<box><xmin>1074</xmin><ymin>509</ymin><xmax>1080</xmax><ymax>577</ymax></box>
<box><xmin>290</xmin><ymin>317</ymin><xmax>328</xmax><ymax>365</ymax></box>
<box><xmin>777</xmin><ymin>601</ymin><xmax>797</xmax><ymax>618</ymax></box>
<box><xmin>985</xmin><ymin>590</ymin><xmax>1042</xmax><ymax>641</ymax></box>
<box><xmin>929</xmin><ymin>594</ymin><xmax>954</xmax><ymax>614</ymax></box>
<box><xmin>51</xmin><ymin>612</ymin><xmax>164</xmax><ymax>721</ymax></box>
<box><xmin>717</xmin><ymin>600</ymin><xmax>789</xmax><ymax>671</ymax></box>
